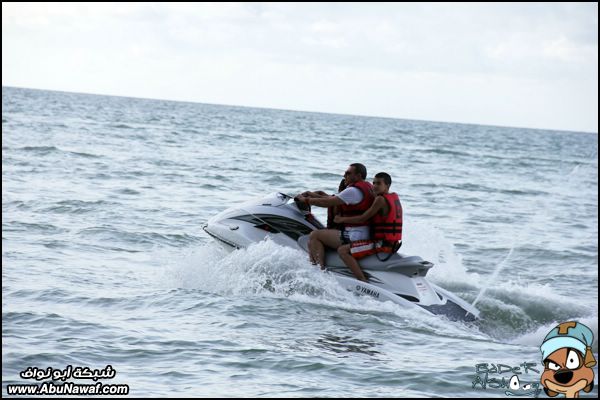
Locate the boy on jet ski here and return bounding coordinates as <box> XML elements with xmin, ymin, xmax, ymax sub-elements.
<box><xmin>334</xmin><ymin>172</ymin><xmax>403</xmax><ymax>281</ymax></box>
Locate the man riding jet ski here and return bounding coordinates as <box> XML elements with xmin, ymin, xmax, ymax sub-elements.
<box><xmin>203</xmin><ymin>187</ymin><xmax>480</xmax><ymax>322</ymax></box>
<box><xmin>295</xmin><ymin>163</ymin><xmax>376</xmax><ymax>282</ymax></box>
<box><xmin>297</xmin><ymin>167</ymin><xmax>403</xmax><ymax>285</ymax></box>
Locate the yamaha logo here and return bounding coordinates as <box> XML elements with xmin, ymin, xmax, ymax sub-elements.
<box><xmin>355</xmin><ymin>285</ymin><xmax>380</xmax><ymax>299</ymax></box>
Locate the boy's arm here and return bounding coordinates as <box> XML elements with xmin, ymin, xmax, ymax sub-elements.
<box><xmin>334</xmin><ymin>197</ymin><xmax>385</xmax><ymax>224</ymax></box>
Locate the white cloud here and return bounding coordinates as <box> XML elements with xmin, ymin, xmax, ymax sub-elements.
<box><xmin>2</xmin><ymin>2</ymin><xmax>598</xmax><ymax>132</ymax></box>
<box><xmin>542</xmin><ymin>35</ymin><xmax>597</xmax><ymax>62</ymax></box>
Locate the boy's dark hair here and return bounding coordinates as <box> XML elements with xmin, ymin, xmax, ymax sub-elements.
<box><xmin>350</xmin><ymin>163</ymin><xmax>367</xmax><ymax>180</ymax></box>
<box><xmin>375</xmin><ymin>172</ymin><xmax>392</xmax><ymax>187</ymax></box>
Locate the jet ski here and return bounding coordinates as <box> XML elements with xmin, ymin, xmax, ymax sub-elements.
<box><xmin>203</xmin><ymin>192</ymin><xmax>479</xmax><ymax>322</ymax></box>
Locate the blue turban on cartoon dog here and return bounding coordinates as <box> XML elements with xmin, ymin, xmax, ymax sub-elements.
<box><xmin>540</xmin><ymin>321</ymin><xmax>596</xmax><ymax>367</ymax></box>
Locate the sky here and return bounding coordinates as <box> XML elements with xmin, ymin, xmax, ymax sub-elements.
<box><xmin>2</xmin><ymin>2</ymin><xmax>598</xmax><ymax>133</ymax></box>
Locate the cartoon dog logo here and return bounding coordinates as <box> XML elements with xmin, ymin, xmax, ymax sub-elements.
<box><xmin>540</xmin><ymin>321</ymin><xmax>596</xmax><ymax>398</ymax></box>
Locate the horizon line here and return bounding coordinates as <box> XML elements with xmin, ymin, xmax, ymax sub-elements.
<box><xmin>3</xmin><ymin>84</ymin><xmax>598</xmax><ymax>135</ymax></box>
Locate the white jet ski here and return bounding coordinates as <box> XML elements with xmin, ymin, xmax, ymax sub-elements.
<box><xmin>203</xmin><ymin>192</ymin><xmax>479</xmax><ymax>322</ymax></box>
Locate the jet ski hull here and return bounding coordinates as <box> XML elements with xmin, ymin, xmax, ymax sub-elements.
<box><xmin>203</xmin><ymin>192</ymin><xmax>479</xmax><ymax>321</ymax></box>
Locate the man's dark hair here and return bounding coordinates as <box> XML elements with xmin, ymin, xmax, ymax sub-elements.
<box><xmin>350</xmin><ymin>163</ymin><xmax>367</xmax><ymax>180</ymax></box>
<box><xmin>375</xmin><ymin>172</ymin><xmax>392</xmax><ymax>187</ymax></box>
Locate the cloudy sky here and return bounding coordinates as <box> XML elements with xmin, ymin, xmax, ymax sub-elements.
<box><xmin>2</xmin><ymin>2</ymin><xmax>598</xmax><ymax>132</ymax></box>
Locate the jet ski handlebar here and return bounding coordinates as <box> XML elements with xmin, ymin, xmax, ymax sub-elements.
<box><xmin>293</xmin><ymin>196</ymin><xmax>312</xmax><ymax>213</ymax></box>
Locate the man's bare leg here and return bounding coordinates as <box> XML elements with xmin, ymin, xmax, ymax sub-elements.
<box><xmin>338</xmin><ymin>244</ymin><xmax>368</xmax><ymax>282</ymax></box>
<box><xmin>308</xmin><ymin>229</ymin><xmax>342</xmax><ymax>269</ymax></box>
<box><xmin>307</xmin><ymin>236</ymin><xmax>317</xmax><ymax>264</ymax></box>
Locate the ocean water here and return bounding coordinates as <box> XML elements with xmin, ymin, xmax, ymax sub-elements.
<box><xmin>2</xmin><ymin>86</ymin><xmax>597</xmax><ymax>397</ymax></box>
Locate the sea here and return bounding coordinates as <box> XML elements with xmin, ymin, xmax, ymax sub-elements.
<box><xmin>2</xmin><ymin>86</ymin><xmax>598</xmax><ymax>397</ymax></box>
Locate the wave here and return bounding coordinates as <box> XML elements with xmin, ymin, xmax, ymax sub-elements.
<box><xmin>310</xmin><ymin>172</ymin><xmax>341</xmax><ymax>180</ymax></box>
<box><xmin>77</xmin><ymin>226</ymin><xmax>203</xmax><ymax>247</ymax></box>
<box><xmin>509</xmin><ymin>315</ymin><xmax>598</xmax><ymax>352</ymax></box>
<box><xmin>3</xmin><ymin>221</ymin><xmax>67</xmax><ymax>234</ymax></box>
<box><xmin>44</xmin><ymin>199</ymin><xmax>119</xmax><ymax>214</ymax></box>
<box><xmin>160</xmin><ymin>240</ymin><xmax>490</xmax><ymax>341</ymax></box>
<box><xmin>108</xmin><ymin>123</ymin><xmax>134</xmax><ymax>129</ymax></box>
<box><xmin>11</xmin><ymin>145</ymin><xmax>101</xmax><ymax>158</ymax></box>
<box><xmin>162</xmin><ymin>229</ymin><xmax>598</xmax><ymax>346</ymax></box>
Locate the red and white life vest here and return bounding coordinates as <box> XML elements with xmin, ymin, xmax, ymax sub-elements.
<box><xmin>338</xmin><ymin>181</ymin><xmax>375</xmax><ymax>227</ymax></box>
<box><xmin>371</xmin><ymin>192</ymin><xmax>403</xmax><ymax>242</ymax></box>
